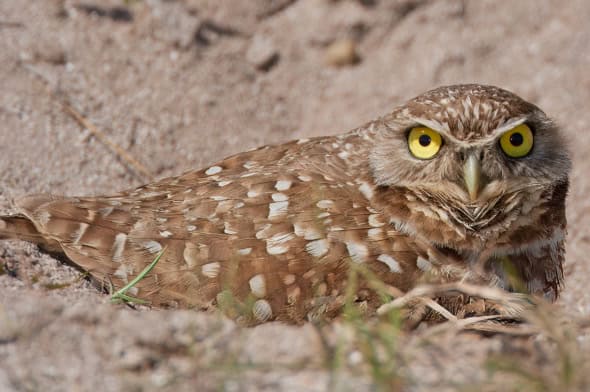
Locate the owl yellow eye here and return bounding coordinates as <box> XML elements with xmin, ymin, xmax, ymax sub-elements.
<box><xmin>408</xmin><ymin>127</ymin><xmax>442</xmax><ymax>160</ymax></box>
<box><xmin>499</xmin><ymin>124</ymin><xmax>534</xmax><ymax>158</ymax></box>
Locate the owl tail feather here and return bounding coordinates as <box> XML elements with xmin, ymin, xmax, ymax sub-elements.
<box><xmin>0</xmin><ymin>215</ymin><xmax>39</xmax><ymax>241</ymax></box>
<box><xmin>0</xmin><ymin>215</ymin><xmax>61</xmax><ymax>252</ymax></box>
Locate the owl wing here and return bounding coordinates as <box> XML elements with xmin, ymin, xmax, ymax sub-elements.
<box><xmin>4</xmin><ymin>137</ymin><xmax>431</xmax><ymax>324</ymax></box>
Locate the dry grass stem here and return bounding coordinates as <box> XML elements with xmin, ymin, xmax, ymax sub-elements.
<box><xmin>22</xmin><ymin>64</ymin><xmax>154</xmax><ymax>182</ymax></box>
<box><xmin>377</xmin><ymin>282</ymin><xmax>534</xmax><ymax>317</ymax></box>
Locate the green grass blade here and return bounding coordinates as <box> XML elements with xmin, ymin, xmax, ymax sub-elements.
<box><xmin>110</xmin><ymin>246</ymin><xmax>167</xmax><ymax>304</ymax></box>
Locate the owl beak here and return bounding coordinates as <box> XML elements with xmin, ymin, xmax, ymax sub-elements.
<box><xmin>463</xmin><ymin>153</ymin><xmax>482</xmax><ymax>201</ymax></box>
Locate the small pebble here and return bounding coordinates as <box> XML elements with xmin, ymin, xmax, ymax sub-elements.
<box><xmin>325</xmin><ymin>38</ymin><xmax>360</xmax><ymax>67</ymax></box>
<box><xmin>246</xmin><ymin>35</ymin><xmax>280</xmax><ymax>71</ymax></box>
<box><xmin>33</xmin><ymin>41</ymin><xmax>67</xmax><ymax>65</ymax></box>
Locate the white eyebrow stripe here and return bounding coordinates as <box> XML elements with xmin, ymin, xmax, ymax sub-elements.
<box><xmin>410</xmin><ymin>116</ymin><xmax>529</xmax><ymax>147</ymax></box>
<box><xmin>412</xmin><ymin>118</ymin><xmax>451</xmax><ymax>133</ymax></box>
<box><xmin>492</xmin><ymin>117</ymin><xmax>528</xmax><ymax>136</ymax></box>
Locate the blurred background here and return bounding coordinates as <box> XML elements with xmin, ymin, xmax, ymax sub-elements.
<box><xmin>1</xmin><ymin>1</ymin><xmax>589</xmax><ymax>390</ymax></box>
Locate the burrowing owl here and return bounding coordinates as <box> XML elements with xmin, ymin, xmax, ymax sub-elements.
<box><xmin>0</xmin><ymin>85</ymin><xmax>570</xmax><ymax>324</ymax></box>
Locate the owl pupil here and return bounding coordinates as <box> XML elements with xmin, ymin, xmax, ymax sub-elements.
<box><xmin>510</xmin><ymin>133</ymin><xmax>524</xmax><ymax>146</ymax></box>
<box><xmin>419</xmin><ymin>135</ymin><xmax>431</xmax><ymax>147</ymax></box>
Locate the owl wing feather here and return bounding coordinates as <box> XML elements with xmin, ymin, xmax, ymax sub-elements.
<box><xmin>0</xmin><ymin>133</ymin><xmax>434</xmax><ymax>324</ymax></box>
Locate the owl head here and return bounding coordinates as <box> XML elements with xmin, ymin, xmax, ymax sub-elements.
<box><xmin>369</xmin><ymin>84</ymin><xmax>571</xmax><ymax>250</ymax></box>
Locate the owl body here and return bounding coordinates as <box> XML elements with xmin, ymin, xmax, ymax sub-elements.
<box><xmin>0</xmin><ymin>85</ymin><xmax>570</xmax><ymax>324</ymax></box>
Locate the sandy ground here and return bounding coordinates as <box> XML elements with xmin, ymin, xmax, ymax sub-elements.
<box><xmin>1</xmin><ymin>0</ymin><xmax>590</xmax><ymax>390</ymax></box>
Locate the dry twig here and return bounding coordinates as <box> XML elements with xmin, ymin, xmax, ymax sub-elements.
<box><xmin>22</xmin><ymin>64</ymin><xmax>154</xmax><ymax>182</ymax></box>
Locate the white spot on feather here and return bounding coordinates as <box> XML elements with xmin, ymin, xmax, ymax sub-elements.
<box><xmin>159</xmin><ymin>230</ymin><xmax>173</xmax><ymax>238</ymax></box>
<box><xmin>82</xmin><ymin>210</ymin><xmax>95</xmax><ymax>222</ymax></box>
<box><xmin>272</xmin><ymin>193</ymin><xmax>288</xmax><ymax>202</ymax></box>
<box><xmin>367</xmin><ymin>228</ymin><xmax>383</xmax><ymax>240</ymax></box>
<box><xmin>266</xmin><ymin>232</ymin><xmax>294</xmax><ymax>255</ymax></box>
<box><xmin>293</xmin><ymin>222</ymin><xmax>322</xmax><ymax>240</ymax></box>
<box><xmin>337</xmin><ymin>151</ymin><xmax>350</xmax><ymax>160</ymax></box>
<box><xmin>205</xmin><ymin>166</ymin><xmax>222</xmax><ymax>175</ymax></box>
<box><xmin>238</xmin><ymin>247</ymin><xmax>252</xmax><ymax>255</ymax></box>
<box><xmin>217</xmin><ymin>201</ymin><xmax>235</xmax><ymax>214</ymax></box>
<box><xmin>37</xmin><ymin>211</ymin><xmax>51</xmax><ymax>226</ymax></box>
<box><xmin>247</xmin><ymin>190</ymin><xmax>259</xmax><ymax>198</ymax></box>
<box><xmin>126</xmin><ymin>286</ymin><xmax>138</xmax><ymax>296</ymax></box>
<box><xmin>99</xmin><ymin>207</ymin><xmax>114</xmax><ymax>217</ymax></box>
<box><xmin>368</xmin><ymin>214</ymin><xmax>384</xmax><ymax>227</ymax></box>
<box><xmin>283</xmin><ymin>274</ymin><xmax>296</xmax><ymax>285</ymax></box>
<box><xmin>275</xmin><ymin>180</ymin><xmax>292</xmax><ymax>191</ymax></box>
<box><xmin>306</xmin><ymin>239</ymin><xmax>329</xmax><ymax>258</ymax></box>
<box><xmin>143</xmin><ymin>240</ymin><xmax>162</xmax><ymax>254</ymax></box>
<box><xmin>224</xmin><ymin>222</ymin><xmax>238</xmax><ymax>235</ymax></box>
<box><xmin>253</xmin><ymin>299</ymin><xmax>273</xmax><ymax>322</ymax></box>
<box><xmin>316</xmin><ymin>200</ymin><xmax>334</xmax><ymax>209</ymax></box>
<box><xmin>71</xmin><ymin>223</ymin><xmax>89</xmax><ymax>244</ymax></box>
<box><xmin>298</xmin><ymin>175</ymin><xmax>312</xmax><ymax>182</ymax></box>
<box><xmin>202</xmin><ymin>262</ymin><xmax>221</xmax><ymax>278</ymax></box>
<box><xmin>287</xmin><ymin>285</ymin><xmax>301</xmax><ymax>304</ymax></box>
<box><xmin>377</xmin><ymin>254</ymin><xmax>402</xmax><ymax>273</ymax></box>
<box><xmin>358</xmin><ymin>182</ymin><xmax>374</xmax><ymax>200</ymax></box>
<box><xmin>183</xmin><ymin>243</ymin><xmax>199</xmax><ymax>268</ymax></box>
<box><xmin>114</xmin><ymin>264</ymin><xmax>132</xmax><ymax>282</ymax></box>
<box><xmin>218</xmin><ymin>180</ymin><xmax>232</xmax><ymax>187</ymax></box>
<box><xmin>267</xmin><ymin>244</ymin><xmax>289</xmax><ymax>256</ymax></box>
<box><xmin>141</xmin><ymin>191</ymin><xmax>166</xmax><ymax>198</ymax></box>
<box><xmin>133</xmin><ymin>220</ymin><xmax>147</xmax><ymax>230</ymax></box>
<box><xmin>416</xmin><ymin>257</ymin><xmax>432</xmax><ymax>271</ymax></box>
<box><xmin>255</xmin><ymin>224</ymin><xmax>272</xmax><ymax>239</ymax></box>
<box><xmin>112</xmin><ymin>233</ymin><xmax>127</xmax><ymax>262</ymax></box>
<box><xmin>268</xmin><ymin>200</ymin><xmax>289</xmax><ymax>219</ymax></box>
<box><xmin>249</xmin><ymin>274</ymin><xmax>266</xmax><ymax>297</ymax></box>
<box><xmin>346</xmin><ymin>242</ymin><xmax>369</xmax><ymax>263</ymax></box>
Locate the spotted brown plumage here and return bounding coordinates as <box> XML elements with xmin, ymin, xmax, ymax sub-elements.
<box><xmin>0</xmin><ymin>84</ymin><xmax>571</xmax><ymax>325</ymax></box>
